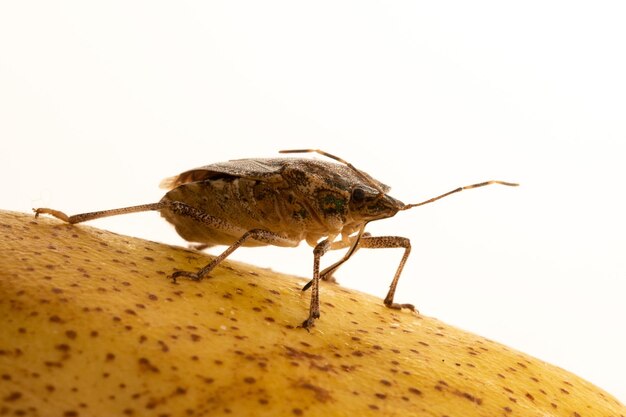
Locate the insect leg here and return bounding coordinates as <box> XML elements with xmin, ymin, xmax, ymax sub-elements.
<box><xmin>189</xmin><ymin>243</ymin><xmax>211</xmax><ymax>251</ymax></box>
<box><xmin>34</xmin><ymin>203</ymin><xmax>166</xmax><ymax>224</ymax></box>
<box><xmin>319</xmin><ymin>232</ymin><xmax>371</xmax><ymax>283</ymax></box>
<box><xmin>301</xmin><ymin>239</ymin><xmax>332</xmax><ymax>329</ymax></box>
<box><xmin>171</xmin><ymin>228</ymin><xmax>296</xmax><ymax>282</ymax></box>
<box><xmin>301</xmin><ymin>231</ymin><xmax>371</xmax><ymax>291</ymax></box>
<box><xmin>354</xmin><ymin>235</ymin><xmax>416</xmax><ymax>312</ymax></box>
<box><xmin>163</xmin><ymin>201</ymin><xmax>298</xmax><ymax>281</ymax></box>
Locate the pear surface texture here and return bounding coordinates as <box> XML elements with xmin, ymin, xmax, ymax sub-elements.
<box><xmin>0</xmin><ymin>210</ymin><xmax>624</xmax><ymax>417</ymax></box>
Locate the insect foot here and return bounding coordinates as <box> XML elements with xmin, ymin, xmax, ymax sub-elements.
<box><xmin>170</xmin><ymin>270</ymin><xmax>205</xmax><ymax>283</ymax></box>
<box><xmin>299</xmin><ymin>311</ymin><xmax>321</xmax><ymax>331</ymax></box>
<box><xmin>33</xmin><ymin>207</ymin><xmax>70</xmax><ymax>223</ymax></box>
<box><xmin>384</xmin><ymin>299</ymin><xmax>418</xmax><ymax>313</ymax></box>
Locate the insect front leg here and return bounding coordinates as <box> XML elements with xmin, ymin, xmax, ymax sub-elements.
<box><xmin>356</xmin><ymin>235</ymin><xmax>416</xmax><ymax>312</ymax></box>
<box><xmin>163</xmin><ymin>201</ymin><xmax>298</xmax><ymax>281</ymax></box>
<box><xmin>301</xmin><ymin>234</ymin><xmax>416</xmax><ymax>313</ymax></box>
<box><xmin>301</xmin><ymin>232</ymin><xmax>371</xmax><ymax>291</ymax></box>
<box><xmin>319</xmin><ymin>232</ymin><xmax>372</xmax><ymax>282</ymax></box>
<box><xmin>301</xmin><ymin>239</ymin><xmax>332</xmax><ymax>330</ymax></box>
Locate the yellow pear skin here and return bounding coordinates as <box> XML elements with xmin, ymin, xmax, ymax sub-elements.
<box><xmin>0</xmin><ymin>210</ymin><xmax>624</xmax><ymax>417</ymax></box>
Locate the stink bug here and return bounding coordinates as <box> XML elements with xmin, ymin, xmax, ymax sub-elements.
<box><xmin>34</xmin><ymin>149</ymin><xmax>518</xmax><ymax>328</ymax></box>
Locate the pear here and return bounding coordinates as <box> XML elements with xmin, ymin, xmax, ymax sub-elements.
<box><xmin>0</xmin><ymin>210</ymin><xmax>623</xmax><ymax>417</ymax></box>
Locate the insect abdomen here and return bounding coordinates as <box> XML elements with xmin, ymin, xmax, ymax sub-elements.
<box><xmin>159</xmin><ymin>178</ymin><xmax>312</xmax><ymax>247</ymax></box>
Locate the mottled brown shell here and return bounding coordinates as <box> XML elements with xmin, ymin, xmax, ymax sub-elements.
<box><xmin>160</xmin><ymin>158</ymin><xmax>391</xmax><ymax>193</ymax></box>
<box><xmin>158</xmin><ymin>157</ymin><xmax>398</xmax><ymax>248</ymax></box>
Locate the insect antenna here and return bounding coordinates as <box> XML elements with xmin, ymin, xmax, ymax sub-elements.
<box><xmin>279</xmin><ymin>149</ymin><xmax>388</xmax><ymax>195</ymax></box>
<box><xmin>401</xmin><ymin>180</ymin><xmax>519</xmax><ymax>210</ymax></box>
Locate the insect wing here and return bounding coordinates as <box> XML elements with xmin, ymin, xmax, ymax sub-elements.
<box><xmin>160</xmin><ymin>157</ymin><xmax>391</xmax><ymax>195</ymax></box>
<box><xmin>160</xmin><ymin>158</ymin><xmax>288</xmax><ymax>190</ymax></box>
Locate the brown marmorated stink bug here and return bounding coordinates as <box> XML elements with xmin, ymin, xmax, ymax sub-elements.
<box><xmin>34</xmin><ymin>149</ymin><xmax>518</xmax><ymax>328</ymax></box>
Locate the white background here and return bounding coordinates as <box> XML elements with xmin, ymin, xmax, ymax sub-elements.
<box><xmin>1</xmin><ymin>1</ymin><xmax>624</xmax><ymax>403</ymax></box>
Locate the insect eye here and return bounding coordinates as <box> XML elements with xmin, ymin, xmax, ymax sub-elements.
<box><xmin>351</xmin><ymin>187</ymin><xmax>366</xmax><ymax>203</ymax></box>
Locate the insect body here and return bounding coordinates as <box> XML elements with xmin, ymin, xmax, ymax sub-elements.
<box><xmin>34</xmin><ymin>149</ymin><xmax>518</xmax><ymax>328</ymax></box>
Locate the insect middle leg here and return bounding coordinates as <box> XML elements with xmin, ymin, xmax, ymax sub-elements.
<box><xmin>174</xmin><ymin>219</ymin><xmax>333</xmax><ymax>329</ymax></box>
<box><xmin>163</xmin><ymin>201</ymin><xmax>299</xmax><ymax>281</ymax></box>
<box><xmin>170</xmin><ymin>200</ymin><xmax>331</xmax><ymax>329</ymax></box>
<box><xmin>303</xmin><ymin>235</ymin><xmax>416</xmax><ymax>312</ymax></box>
<box><xmin>171</xmin><ymin>227</ymin><xmax>297</xmax><ymax>281</ymax></box>
<box><xmin>356</xmin><ymin>235</ymin><xmax>416</xmax><ymax>312</ymax></box>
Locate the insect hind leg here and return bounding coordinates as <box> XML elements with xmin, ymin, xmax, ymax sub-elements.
<box><xmin>34</xmin><ymin>203</ymin><xmax>166</xmax><ymax>224</ymax></box>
